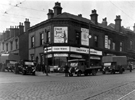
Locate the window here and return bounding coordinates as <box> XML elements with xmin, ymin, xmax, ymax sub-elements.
<box><xmin>6</xmin><ymin>43</ymin><xmax>8</xmax><ymax>52</ymax></box>
<box><xmin>112</xmin><ymin>42</ymin><xmax>115</xmax><ymax>50</ymax></box>
<box><xmin>76</xmin><ymin>32</ymin><xmax>80</xmax><ymax>44</ymax></box>
<box><xmin>10</xmin><ymin>41</ymin><xmax>13</xmax><ymax>50</ymax></box>
<box><xmin>94</xmin><ymin>35</ymin><xmax>98</xmax><ymax>47</ymax></box>
<box><xmin>105</xmin><ymin>35</ymin><xmax>108</xmax><ymax>49</ymax></box>
<box><xmin>130</xmin><ymin>41</ymin><xmax>133</xmax><ymax>49</ymax></box>
<box><xmin>31</xmin><ymin>54</ymin><xmax>34</xmax><ymax>61</ymax></box>
<box><xmin>2</xmin><ymin>42</ymin><xmax>4</xmax><ymax>50</ymax></box>
<box><xmin>31</xmin><ymin>36</ymin><xmax>35</xmax><ymax>48</ymax></box>
<box><xmin>40</xmin><ymin>33</ymin><xmax>44</xmax><ymax>46</ymax></box>
<box><xmin>46</xmin><ymin>31</ymin><xmax>50</xmax><ymax>43</ymax></box>
<box><xmin>15</xmin><ymin>39</ymin><xmax>18</xmax><ymax>49</ymax></box>
<box><xmin>120</xmin><ymin>42</ymin><xmax>122</xmax><ymax>52</ymax></box>
<box><xmin>108</xmin><ymin>39</ymin><xmax>111</xmax><ymax>49</ymax></box>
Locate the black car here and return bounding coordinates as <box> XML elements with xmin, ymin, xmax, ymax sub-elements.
<box><xmin>14</xmin><ymin>60</ymin><xmax>36</xmax><ymax>75</ymax></box>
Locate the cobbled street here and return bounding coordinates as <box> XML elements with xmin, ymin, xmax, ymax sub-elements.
<box><xmin>0</xmin><ymin>70</ymin><xmax>135</xmax><ymax>100</ymax></box>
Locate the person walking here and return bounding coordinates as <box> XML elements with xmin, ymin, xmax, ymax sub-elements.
<box><xmin>64</xmin><ymin>63</ymin><xmax>69</xmax><ymax>77</ymax></box>
<box><xmin>129</xmin><ymin>64</ymin><xmax>132</xmax><ymax>72</ymax></box>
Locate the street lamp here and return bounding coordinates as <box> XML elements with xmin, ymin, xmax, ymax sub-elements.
<box><xmin>44</xmin><ymin>43</ymin><xmax>49</xmax><ymax>76</ymax></box>
<box><xmin>88</xmin><ymin>35</ymin><xmax>92</xmax><ymax>67</ymax></box>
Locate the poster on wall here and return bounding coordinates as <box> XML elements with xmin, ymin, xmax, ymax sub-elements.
<box><xmin>81</xmin><ymin>28</ymin><xmax>89</xmax><ymax>46</ymax></box>
<box><xmin>54</xmin><ymin>27</ymin><xmax>68</xmax><ymax>43</ymax></box>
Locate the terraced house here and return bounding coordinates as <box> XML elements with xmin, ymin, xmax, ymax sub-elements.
<box><xmin>0</xmin><ymin>19</ymin><xmax>30</xmax><ymax>64</ymax></box>
<box><xmin>28</xmin><ymin>2</ymin><xmax>135</xmax><ymax>70</ymax></box>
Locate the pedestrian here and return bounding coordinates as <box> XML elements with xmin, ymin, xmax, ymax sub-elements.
<box><xmin>129</xmin><ymin>64</ymin><xmax>132</xmax><ymax>72</ymax></box>
<box><xmin>64</xmin><ymin>63</ymin><xmax>69</xmax><ymax>77</ymax></box>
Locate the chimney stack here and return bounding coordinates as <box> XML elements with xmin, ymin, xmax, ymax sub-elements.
<box><xmin>90</xmin><ymin>9</ymin><xmax>98</xmax><ymax>24</ymax></box>
<box><xmin>24</xmin><ymin>18</ymin><xmax>30</xmax><ymax>32</ymax></box>
<box><xmin>102</xmin><ymin>17</ymin><xmax>107</xmax><ymax>26</ymax></box>
<box><xmin>19</xmin><ymin>22</ymin><xmax>24</xmax><ymax>35</ymax></box>
<box><xmin>115</xmin><ymin>15</ymin><xmax>122</xmax><ymax>32</ymax></box>
<box><xmin>10</xmin><ymin>26</ymin><xmax>15</xmax><ymax>37</ymax></box>
<box><xmin>47</xmin><ymin>9</ymin><xmax>54</xmax><ymax>19</ymax></box>
<box><xmin>78</xmin><ymin>14</ymin><xmax>82</xmax><ymax>17</ymax></box>
<box><xmin>53</xmin><ymin>2</ymin><xmax>62</xmax><ymax>17</ymax></box>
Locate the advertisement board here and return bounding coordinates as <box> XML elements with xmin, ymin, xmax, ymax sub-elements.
<box><xmin>54</xmin><ymin>27</ymin><xmax>68</xmax><ymax>43</ymax></box>
<box><xmin>81</xmin><ymin>28</ymin><xmax>89</xmax><ymax>46</ymax></box>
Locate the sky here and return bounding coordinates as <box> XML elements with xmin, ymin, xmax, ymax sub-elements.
<box><xmin>0</xmin><ymin>0</ymin><xmax>135</xmax><ymax>33</ymax></box>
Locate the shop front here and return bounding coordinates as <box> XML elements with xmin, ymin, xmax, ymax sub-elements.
<box><xmin>44</xmin><ymin>46</ymin><xmax>103</xmax><ymax>68</ymax></box>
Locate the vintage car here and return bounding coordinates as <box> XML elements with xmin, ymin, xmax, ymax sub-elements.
<box><xmin>14</xmin><ymin>60</ymin><xmax>36</xmax><ymax>75</ymax></box>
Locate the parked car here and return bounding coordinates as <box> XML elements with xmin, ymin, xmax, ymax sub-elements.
<box><xmin>14</xmin><ymin>60</ymin><xmax>36</xmax><ymax>75</ymax></box>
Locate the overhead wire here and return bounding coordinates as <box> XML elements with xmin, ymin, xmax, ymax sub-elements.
<box><xmin>109</xmin><ymin>0</ymin><xmax>135</xmax><ymax>22</ymax></box>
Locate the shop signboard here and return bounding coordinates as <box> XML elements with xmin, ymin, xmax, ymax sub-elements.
<box><xmin>54</xmin><ymin>53</ymin><xmax>68</xmax><ymax>57</ymax></box>
<box><xmin>81</xmin><ymin>28</ymin><xmax>89</xmax><ymax>46</ymax></box>
<box><xmin>52</xmin><ymin>46</ymin><xmax>69</xmax><ymax>52</ymax></box>
<box><xmin>90</xmin><ymin>49</ymin><xmax>102</xmax><ymax>56</ymax></box>
<box><xmin>70</xmin><ymin>47</ymin><xmax>89</xmax><ymax>54</ymax></box>
<box><xmin>70</xmin><ymin>54</ymin><xmax>82</xmax><ymax>58</ymax></box>
<box><xmin>54</xmin><ymin>27</ymin><xmax>68</xmax><ymax>43</ymax></box>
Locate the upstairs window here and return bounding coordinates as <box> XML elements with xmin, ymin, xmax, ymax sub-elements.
<box><xmin>94</xmin><ymin>35</ymin><xmax>98</xmax><ymax>47</ymax></box>
<box><xmin>46</xmin><ymin>31</ymin><xmax>51</xmax><ymax>43</ymax></box>
<box><xmin>31</xmin><ymin>36</ymin><xmax>35</xmax><ymax>48</ymax></box>
<box><xmin>120</xmin><ymin>42</ymin><xmax>122</xmax><ymax>52</ymax></box>
<box><xmin>40</xmin><ymin>33</ymin><xmax>44</xmax><ymax>46</ymax></box>
<box><xmin>76</xmin><ymin>32</ymin><xmax>80</xmax><ymax>45</ymax></box>
<box><xmin>130</xmin><ymin>41</ymin><xmax>133</xmax><ymax>49</ymax></box>
<box><xmin>6</xmin><ymin>43</ymin><xmax>8</xmax><ymax>52</ymax></box>
<box><xmin>10</xmin><ymin>41</ymin><xmax>13</xmax><ymax>50</ymax></box>
<box><xmin>15</xmin><ymin>39</ymin><xmax>18</xmax><ymax>49</ymax></box>
<box><xmin>112</xmin><ymin>42</ymin><xmax>115</xmax><ymax>50</ymax></box>
<box><xmin>105</xmin><ymin>35</ymin><xmax>108</xmax><ymax>49</ymax></box>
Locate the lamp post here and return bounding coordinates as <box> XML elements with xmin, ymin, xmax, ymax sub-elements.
<box><xmin>88</xmin><ymin>21</ymin><xmax>92</xmax><ymax>67</ymax></box>
<box><xmin>88</xmin><ymin>35</ymin><xmax>92</xmax><ymax>67</ymax></box>
<box><xmin>44</xmin><ymin>43</ymin><xmax>49</xmax><ymax>76</ymax></box>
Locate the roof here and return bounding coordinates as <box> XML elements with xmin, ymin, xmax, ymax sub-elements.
<box><xmin>29</xmin><ymin>12</ymin><xmax>134</xmax><ymax>36</ymax></box>
<box><xmin>54</xmin><ymin>12</ymin><xmax>91</xmax><ymax>24</ymax></box>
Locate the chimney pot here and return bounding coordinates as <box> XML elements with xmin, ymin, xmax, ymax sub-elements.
<box><xmin>53</xmin><ymin>2</ymin><xmax>62</xmax><ymax>17</ymax></box>
<box><xmin>90</xmin><ymin>9</ymin><xmax>98</xmax><ymax>24</ymax></box>
<box><xmin>78</xmin><ymin>14</ymin><xmax>82</xmax><ymax>17</ymax></box>
<box><xmin>115</xmin><ymin>15</ymin><xmax>122</xmax><ymax>32</ymax></box>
